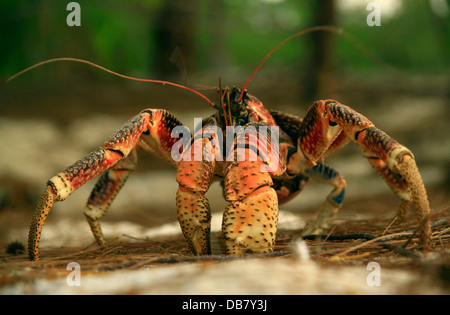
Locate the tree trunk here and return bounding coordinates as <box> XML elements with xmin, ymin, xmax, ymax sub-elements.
<box><xmin>304</xmin><ymin>0</ymin><xmax>337</xmax><ymax>101</ymax></box>
<box><xmin>153</xmin><ymin>0</ymin><xmax>198</xmax><ymax>81</ymax></box>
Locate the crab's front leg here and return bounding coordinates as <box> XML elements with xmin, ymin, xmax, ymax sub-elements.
<box><xmin>287</xmin><ymin>100</ymin><xmax>431</xmax><ymax>247</ymax></box>
<box><xmin>222</xmin><ymin>159</ymin><xmax>278</xmax><ymax>255</ymax></box>
<box><xmin>176</xmin><ymin>120</ymin><xmax>218</xmax><ymax>255</ymax></box>
<box><xmin>176</xmin><ymin>162</ymin><xmax>214</xmax><ymax>255</ymax></box>
<box><xmin>28</xmin><ymin>109</ymin><xmax>182</xmax><ymax>260</ymax></box>
<box><xmin>221</xmin><ymin>125</ymin><xmax>284</xmax><ymax>255</ymax></box>
<box><xmin>29</xmin><ymin>135</ymin><xmax>137</xmax><ymax>261</ymax></box>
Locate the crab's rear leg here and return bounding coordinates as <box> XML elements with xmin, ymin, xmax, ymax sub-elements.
<box><xmin>84</xmin><ymin>149</ymin><xmax>137</xmax><ymax>247</ymax></box>
<box><xmin>302</xmin><ymin>162</ymin><xmax>347</xmax><ymax>235</ymax></box>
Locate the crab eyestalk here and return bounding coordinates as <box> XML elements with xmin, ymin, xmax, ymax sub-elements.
<box><xmin>28</xmin><ymin>185</ymin><xmax>57</xmax><ymax>261</ymax></box>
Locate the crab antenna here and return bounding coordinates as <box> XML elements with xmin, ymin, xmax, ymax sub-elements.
<box><xmin>7</xmin><ymin>57</ymin><xmax>216</xmax><ymax>107</ymax></box>
<box><xmin>239</xmin><ymin>25</ymin><xmax>343</xmax><ymax>102</ymax></box>
<box><xmin>218</xmin><ymin>77</ymin><xmax>229</xmax><ymax>126</ymax></box>
<box><xmin>226</xmin><ymin>88</ymin><xmax>232</xmax><ymax>126</ymax></box>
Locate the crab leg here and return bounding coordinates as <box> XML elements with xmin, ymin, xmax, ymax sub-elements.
<box><xmin>176</xmin><ymin>158</ymin><xmax>215</xmax><ymax>255</ymax></box>
<box><xmin>358</xmin><ymin>128</ymin><xmax>430</xmax><ymax>246</ymax></box>
<box><xmin>286</xmin><ymin>100</ymin><xmax>431</xmax><ymax>247</ymax></box>
<box><xmin>222</xmin><ymin>158</ymin><xmax>278</xmax><ymax>255</ymax></box>
<box><xmin>28</xmin><ymin>147</ymin><xmax>125</xmax><ymax>261</ymax></box>
<box><xmin>365</xmin><ymin>155</ymin><xmax>411</xmax><ymax>221</ymax></box>
<box><xmin>28</xmin><ymin>109</ymin><xmax>182</xmax><ymax>260</ymax></box>
<box><xmin>84</xmin><ymin>149</ymin><xmax>137</xmax><ymax>247</ymax></box>
<box><xmin>302</xmin><ymin>162</ymin><xmax>347</xmax><ymax>235</ymax></box>
<box><xmin>273</xmin><ymin>173</ymin><xmax>310</xmax><ymax>205</ymax></box>
<box><xmin>176</xmin><ymin>121</ymin><xmax>217</xmax><ymax>255</ymax></box>
<box><xmin>221</xmin><ymin>123</ymin><xmax>285</xmax><ymax>255</ymax></box>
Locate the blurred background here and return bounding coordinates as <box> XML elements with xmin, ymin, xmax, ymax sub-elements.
<box><xmin>0</xmin><ymin>0</ymin><xmax>449</xmax><ymax>249</ymax></box>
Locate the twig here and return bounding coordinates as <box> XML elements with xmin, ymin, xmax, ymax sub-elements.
<box><xmin>328</xmin><ymin>252</ymin><xmax>371</xmax><ymax>262</ymax></box>
<box><xmin>382</xmin><ymin>217</ymin><xmax>398</xmax><ymax>235</ymax></box>
<box><xmin>302</xmin><ymin>231</ymin><xmax>421</xmax><ymax>259</ymax></box>
<box><xmin>328</xmin><ymin>232</ymin><xmax>415</xmax><ymax>261</ymax></box>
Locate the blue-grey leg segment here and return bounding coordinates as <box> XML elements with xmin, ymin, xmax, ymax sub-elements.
<box><xmin>303</xmin><ymin>162</ymin><xmax>347</xmax><ymax>235</ymax></box>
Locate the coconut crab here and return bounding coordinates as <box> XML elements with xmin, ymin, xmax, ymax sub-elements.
<box><xmin>15</xmin><ymin>27</ymin><xmax>430</xmax><ymax>261</ymax></box>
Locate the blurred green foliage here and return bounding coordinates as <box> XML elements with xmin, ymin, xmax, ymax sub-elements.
<box><xmin>0</xmin><ymin>0</ymin><xmax>448</xmax><ymax>83</ymax></box>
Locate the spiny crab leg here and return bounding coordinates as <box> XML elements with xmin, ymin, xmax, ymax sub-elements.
<box><xmin>28</xmin><ymin>185</ymin><xmax>56</xmax><ymax>261</ymax></box>
<box><xmin>356</xmin><ymin>127</ymin><xmax>431</xmax><ymax>248</ymax></box>
<box><xmin>287</xmin><ymin>100</ymin><xmax>431</xmax><ymax>248</ymax></box>
<box><xmin>396</xmin><ymin>154</ymin><xmax>431</xmax><ymax>247</ymax></box>
<box><xmin>28</xmin><ymin>147</ymin><xmax>124</xmax><ymax>261</ymax></box>
<box><xmin>27</xmin><ymin>110</ymin><xmax>166</xmax><ymax>261</ymax></box>
<box><xmin>28</xmin><ymin>109</ymin><xmax>183</xmax><ymax>261</ymax></box>
<box><xmin>84</xmin><ymin>150</ymin><xmax>138</xmax><ymax>248</ymax></box>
